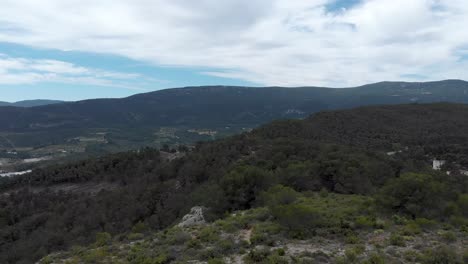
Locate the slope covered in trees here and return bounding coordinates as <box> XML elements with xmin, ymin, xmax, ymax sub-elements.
<box><xmin>0</xmin><ymin>103</ymin><xmax>467</xmax><ymax>263</ymax></box>
<box><xmin>1</xmin><ymin>80</ymin><xmax>468</xmax><ymax>150</ymax></box>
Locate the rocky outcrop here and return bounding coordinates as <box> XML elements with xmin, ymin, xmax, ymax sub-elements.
<box><xmin>178</xmin><ymin>206</ymin><xmax>206</xmax><ymax>227</ymax></box>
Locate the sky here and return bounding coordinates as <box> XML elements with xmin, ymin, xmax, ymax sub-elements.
<box><xmin>1</xmin><ymin>0</ymin><xmax>468</xmax><ymax>101</ymax></box>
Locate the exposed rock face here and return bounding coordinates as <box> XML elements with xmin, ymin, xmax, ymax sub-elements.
<box><xmin>178</xmin><ymin>206</ymin><xmax>206</xmax><ymax>227</ymax></box>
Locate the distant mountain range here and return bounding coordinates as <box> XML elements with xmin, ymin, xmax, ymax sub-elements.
<box><xmin>0</xmin><ymin>79</ymin><xmax>468</xmax><ymax>152</ymax></box>
<box><xmin>0</xmin><ymin>99</ymin><xmax>65</xmax><ymax>107</ymax></box>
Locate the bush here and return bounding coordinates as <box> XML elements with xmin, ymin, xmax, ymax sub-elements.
<box><xmin>463</xmin><ymin>249</ymin><xmax>468</xmax><ymax>264</ymax></box>
<box><xmin>276</xmin><ymin>248</ymin><xmax>286</xmax><ymax>256</ymax></box>
<box><xmin>244</xmin><ymin>248</ymin><xmax>288</xmax><ymax>264</ymax></box>
<box><xmin>354</xmin><ymin>216</ymin><xmax>376</xmax><ymax>229</ymax></box>
<box><xmin>132</xmin><ymin>222</ymin><xmax>148</xmax><ymax>233</ymax></box>
<box><xmin>440</xmin><ymin>231</ymin><xmax>457</xmax><ymax>242</ymax></box>
<box><xmin>127</xmin><ymin>232</ymin><xmax>145</xmax><ymax>241</ymax></box>
<box><xmin>82</xmin><ymin>248</ymin><xmax>108</xmax><ymax>263</ymax></box>
<box><xmin>389</xmin><ymin>234</ymin><xmax>405</xmax><ymax>247</ymax></box>
<box><xmin>420</xmin><ymin>246</ymin><xmax>459</xmax><ymax>264</ymax></box>
<box><xmin>363</xmin><ymin>252</ymin><xmax>386</xmax><ymax>264</ymax></box>
<box><xmin>220</xmin><ymin>166</ymin><xmax>274</xmax><ymax>210</ymax></box>
<box><xmin>457</xmin><ymin>194</ymin><xmax>468</xmax><ymax>217</ymax></box>
<box><xmin>258</xmin><ymin>185</ymin><xmax>299</xmax><ymax>207</ymax></box>
<box><xmin>218</xmin><ymin>239</ymin><xmax>236</xmax><ymax>254</ymax></box>
<box><xmin>401</xmin><ymin>222</ymin><xmax>422</xmax><ymax>235</ymax></box>
<box><xmin>154</xmin><ymin>253</ymin><xmax>170</xmax><ymax>264</ymax></box>
<box><xmin>344</xmin><ymin>248</ymin><xmax>359</xmax><ymax>262</ymax></box>
<box><xmin>199</xmin><ymin>226</ymin><xmax>220</xmax><ymax>243</ymax></box>
<box><xmin>40</xmin><ymin>256</ymin><xmax>53</xmax><ymax>264</ymax></box>
<box><xmin>94</xmin><ymin>232</ymin><xmax>112</xmax><ymax>247</ymax></box>
<box><xmin>208</xmin><ymin>258</ymin><xmax>225</xmax><ymax>264</ymax></box>
<box><xmin>414</xmin><ymin>218</ymin><xmax>437</xmax><ymax>229</ymax></box>
<box><xmin>340</xmin><ymin>245</ymin><xmax>366</xmax><ymax>263</ymax></box>
<box><xmin>376</xmin><ymin>173</ymin><xmax>451</xmax><ymax>219</ymax></box>
<box><xmin>244</xmin><ymin>248</ymin><xmax>270</xmax><ymax>263</ymax></box>
<box><xmin>271</xmin><ymin>203</ymin><xmax>322</xmax><ymax>237</ymax></box>
<box><xmin>167</xmin><ymin>230</ymin><xmax>191</xmax><ymax>245</ymax></box>
<box><xmin>345</xmin><ymin>232</ymin><xmax>360</xmax><ymax>244</ymax></box>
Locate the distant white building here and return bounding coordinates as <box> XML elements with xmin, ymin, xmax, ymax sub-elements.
<box><xmin>432</xmin><ymin>159</ymin><xmax>446</xmax><ymax>170</ymax></box>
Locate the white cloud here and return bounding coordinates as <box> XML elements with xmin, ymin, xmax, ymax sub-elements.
<box><xmin>0</xmin><ymin>0</ymin><xmax>467</xmax><ymax>87</ymax></box>
<box><xmin>0</xmin><ymin>55</ymin><xmax>148</xmax><ymax>89</ymax></box>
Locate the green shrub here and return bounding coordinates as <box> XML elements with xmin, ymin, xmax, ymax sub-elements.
<box><xmin>207</xmin><ymin>258</ymin><xmax>225</xmax><ymax>264</ymax></box>
<box><xmin>345</xmin><ymin>233</ymin><xmax>360</xmax><ymax>244</ymax></box>
<box><xmin>70</xmin><ymin>245</ymin><xmax>85</xmax><ymax>255</ymax></box>
<box><xmin>94</xmin><ymin>232</ymin><xmax>112</xmax><ymax>247</ymax></box>
<box><xmin>199</xmin><ymin>226</ymin><xmax>220</xmax><ymax>243</ymax></box>
<box><xmin>403</xmin><ymin>250</ymin><xmax>422</xmax><ymax>262</ymax></box>
<box><xmin>449</xmin><ymin>215</ymin><xmax>468</xmax><ymax>227</ymax></box>
<box><xmin>276</xmin><ymin>248</ymin><xmax>286</xmax><ymax>256</ymax></box>
<box><xmin>363</xmin><ymin>252</ymin><xmax>386</xmax><ymax>264</ymax></box>
<box><xmin>389</xmin><ymin>234</ymin><xmax>405</xmax><ymax>247</ymax></box>
<box><xmin>377</xmin><ymin>173</ymin><xmax>451</xmax><ymax>219</ymax></box>
<box><xmin>186</xmin><ymin>238</ymin><xmax>202</xmax><ymax>249</ymax></box>
<box><xmin>420</xmin><ymin>246</ymin><xmax>459</xmax><ymax>264</ymax></box>
<box><xmin>220</xmin><ymin>166</ymin><xmax>274</xmax><ymax>210</ymax></box>
<box><xmin>132</xmin><ymin>222</ymin><xmax>148</xmax><ymax>234</ymax></box>
<box><xmin>82</xmin><ymin>249</ymin><xmax>108</xmax><ymax>263</ymax></box>
<box><xmin>244</xmin><ymin>248</ymin><xmax>270</xmax><ymax>263</ymax></box>
<box><xmin>319</xmin><ymin>188</ymin><xmax>329</xmax><ymax>198</ymax></box>
<box><xmin>401</xmin><ymin>222</ymin><xmax>422</xmax><ymax>235</ymax></box>
<box><xmin>344</xmin><ymin>248</ymin><xmax>359</xmax><ymax>263</ymax></box>
<box><xmin>440</xmin><ymin>231</ymin><xmax>457</xmax><ymax>242</ymax></box>
<box><xmin>250</xmin><ymin>222</ymin><xmax>280</xmax><ymax>245</ymax></box>
<box><xmin>457</xmin><ymin>194</ymin><xmax>468</xmax><ymax>217</ymax></box>
<box><xmin>244</xmin><ymin>247</ymin><xmax>289</xmax><ymax>264</ymax></box>
<box><xmin>342</xmin><ymin>245</ymin><xmax>366</xmax><ymax>263</ymax></box>
<box><xmin>154</xmin><ymin>253</ymin><xmax>170</xmax><ymax>264</ymax></box>
<box><xmin>271</xmin><ymin>203</ymin><xmax>322</xmax><ymax>237</ymax></box>
<box><xmin>463</xmin><ymin>249</ymin><xmax>468</xmax><ymax>264</ymax></box>
<box><xmin>250</xmin><ymin>232</ymin><xmax>268</xmax><ymax>245</ymax></box>
<box><xmin>218</xmin><ymin>239</ymin><xmax>236</xmax><ymax>254</ymax></box>
<box><xmin>414</xmin><ymin>218</ymin><xmax>437</xmax><ymax>229</ymax></box>
<box><xmin>198</xmin><ymin>248</ymin><xmax>222</xmax><ymax>260</ymax></box>
<box><xmin>355</xmin><ymin>216</ymin><xmax>376</xmax><ymax>229</ymax></box>
<box><xmin>168</xmin><ymin>230</ymin><xmax>191</xmax><ymax>245</ymax></box>
<box><xmin>40</xmin><ymin>256</ymin><xmax>53</xmax><ymax>264</ymax></box>
<box><xmin>258</xmin><ymin>185</ymin><xmax>299</xmax><ymax>207</ymax></box>
<box><xmin>267</xmin><ymin>254</ymin><xmax>288</xmax><ymax>264</ymax></box>
<box><xmin>392</xmin><ymin>214</ymin><xmax>408</xmax><ymax>225</ymax></box>
<box><xmin>127</xmin><ymin>232</ymin><xmax>145</xmax><ymax>241</ymax></box>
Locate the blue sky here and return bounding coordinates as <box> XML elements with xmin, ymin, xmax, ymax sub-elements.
<box><xmin>0</xmin><ymin>42</ymin><xmax>255</xmax><ymax>101</ymax></box>
<box><xmin>1</xmin><ymin>0</ymin><xmax>468</xmax><ymax>101</ymax></box>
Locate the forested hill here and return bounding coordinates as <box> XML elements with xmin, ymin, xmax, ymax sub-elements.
<box><xmin>255</xmin><ymin>103</ymin><xmax>468</xmax><ymax>159</ymax></box>
<box><xmin>1</xmin><ymin>103</ymin><xmax>468</xmax><ymax>263</ymax></box>
<box><xmin>0</xmin><ymin>80</ymin><xmax>468</xmax><ymax>151</ymax></box>
<box><xmin>2</xmin><ymin>80</ymin><xmax>468</xmax><ymax>131</ymax></box>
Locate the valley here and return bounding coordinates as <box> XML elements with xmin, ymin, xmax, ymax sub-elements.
<box><xmin>2</xmin><ymin>80</ymin><xmax>468</xmax><ymax>174</ymax></box>
<box><xmin>0</xmin><ymin>103</ymin><xmax>467</xmax><ymax>263</ymax></box>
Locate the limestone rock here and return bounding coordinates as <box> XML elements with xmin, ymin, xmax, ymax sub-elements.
<box><xmin>178</xmin><ymin>206</ymin><xmax>206</xmax><ymax>227</ymax></box>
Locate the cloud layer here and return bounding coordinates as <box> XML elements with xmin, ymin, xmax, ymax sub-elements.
<box><xmin>0</xmin><ymin>54</ymin><xmax>147</xmax><ymax>89</ymax></box>
<box><xmin>1</xmin><ymin>0</ymin><xmax>468</xmax><ymax>87</ymax></box>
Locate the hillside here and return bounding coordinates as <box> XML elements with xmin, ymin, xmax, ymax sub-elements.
<box><xmin>0</xmin><ymin>103</ymin><xmax>467</xmax><ymax>263</ymax></box>
<box><xmin>43</xmin><ymin>197</ymin><xmax>468</xmax><ymax>264</ymax></box>
<box><xmin>0</xmin><ymin>100</ymin><xmax>65</xmax><ymax>107</ymax></box>
<box><xmin>1</xmin><ymin>80</ymin><xmax>468</xmax><ymax>158</ymax></box>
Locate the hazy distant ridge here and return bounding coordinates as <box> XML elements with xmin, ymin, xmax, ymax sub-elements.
<box><xmin>0</xmin><ymin>99</ymin><xmax>65</xmax><ymax>107</ymax></box>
